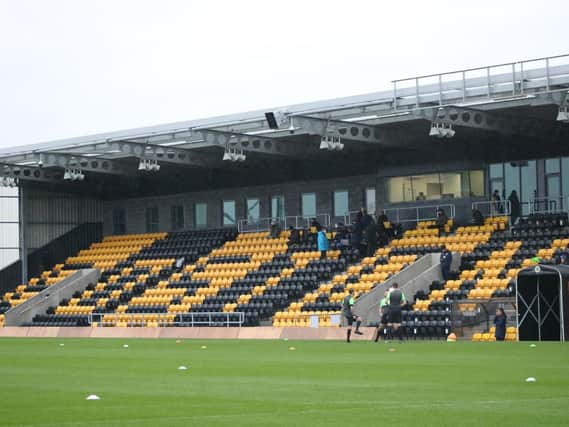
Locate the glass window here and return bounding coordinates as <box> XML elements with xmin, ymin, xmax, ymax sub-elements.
<box><xmin>545</xmin><ymin>158</ymin><xmax>560</xmax><ymax>174</ymax></box>
<box><xmin>195</xmin><ymin>203</ymin><xmax>207</xmax><ymax>228</ymax></box>
<box><xmin>365</xmin><ymin>187</ymin><xmax>376</xmax><ymax>214</ymax></box>
<box><xmin>301</xmin><ymin>193</ymin><xmax>316</xmax><ymax>218</ymax></box>
<box><xmin>520</xmin><ymin>160</ymin><xmax>537</xmax><ymax>215</ymax></box>
<box><xmin>170</xmin><ymin>205</ymin><xmax>184</xmax><ymax>231</ymax></box>
<box><xmin>504</xmin><ymin>163</ymin><xmax>521</xmax><ymax>197</ymax></box>
<box><xmin>489</xmin><ymin>163</ymin><xmax>503</xmax><ymax>179</ymax></box>
<box><xmin>333</xmin><ymin>191</ymin><xmax>349</xmax><ymax>217</ymax></box>
<box><xmin>246</xmin><ymin>198</ymin><xmax>260</xmax><ymax>223</ymax></box>
<box><xmin>271</xmin><ymin>195</ymin><xmax>285</xmax><ymax>220</ymax></box>
<box><xmin>469</xmin><ymin>171</ymin><xmax>485</xmax><ymax>197</ymax></box>
<box><xmin>145</xmin><ymin>207</ymin><xmax>159</xmax><ymax>233</ymax></box>
<box><xmin>547</xmin><ymin>175</ymin><xmax>561</xmax><ymax>199</ymax></box>
<box><xmin>438</xmin><ymin>173</ymin><xmax>461</xmax><ymax>199</ymax></box>
<box><xmin>386</xmin><ymin>176</ymin><xmax>413</xmax><ymax>202</ymax></box>
<box><xmin>222</xmin><ymin>200</ymin><xmax>236</xmax><ymax>226</ymax></box>
<box><xmin>562</xmin><ymin>157</ymin><xmax>569</xmax><ymax>198</ymax></box>
<box><xmin>112</xmin><ymin>208</ymin><xmax>126</xmax><ymax>235</ymax></box>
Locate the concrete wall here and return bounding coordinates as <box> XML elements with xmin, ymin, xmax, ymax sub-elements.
<box><xmin>5</xmin><ymin>269</ymin><xmax>100</xmax><ymax>326</ymax></box>
<box><xmin>0</xmin><ymin>326</ymin><xmax>380</xmax><ymax>341</ymax></box>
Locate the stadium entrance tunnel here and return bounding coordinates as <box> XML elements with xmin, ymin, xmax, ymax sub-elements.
<box><xmin>516</xmin><ymin>265</ymin><xmax>569</xmax><ymax>341</ymax></box>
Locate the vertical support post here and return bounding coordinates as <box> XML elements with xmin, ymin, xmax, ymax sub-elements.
<box><xmin>392</xmin><ymin>81</ymin><xmax>397</xmax><ymax>111</ymax></box>
<box><xmin>486</xmin><ymin>67</ymin><xmax>491</xmax><ymax>99</ymax></box>
<box><xmin>18</xmin><ymin>184</ymin><xmax>27</xmax><ymax>285</ymax></box>
<box><xmin>415</xmin><ymin>77</ymin><xmax>420</xmax><ymax>107</ymax></box>
<box><xmin>462</xmin><ymin>71</ymin><xmax>466</xmax><ymax>101</ymax></box>
<box><xmin>545</xmin><ymin>57</ymin><xmax>550</xmax><ymax>91</ymax></box>
<box><xmin>520</xmin><ymin>61</ymin><xmax>525</xmax><ymax>94</ymax></box>
<box><xmin>537</xmin><ymin>279</ymin><xmax>542</xmax><ymax>341</ymax></box>
<box><xmin>438</xmin><ymin>74</ymin><xmax>443</xmax><ymax>105</ymax></box>
<box><xmin>511</xmin><ymin>63</ymin><xmax>516</xmax><ymax>95</ymax></box>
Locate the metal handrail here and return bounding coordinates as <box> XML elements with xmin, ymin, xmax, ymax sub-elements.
<box><xmin>472</xmin><ymin>200</ymin><xmax>511</xmax><ymax>217</ymax></box>
<box><xmin>88</xmin><ymin>311</ymin><xmax>245</xmax><ymax>327</ymax></box>
<box><xmin>529</xmin><ymin>197</ymin><xmax>565</xmax><ymax>214</ymax></box>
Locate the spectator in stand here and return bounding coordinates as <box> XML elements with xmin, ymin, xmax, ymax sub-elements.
<box><xmin>361</xmin><ymin>208</ymin><xmax>373</xmax><ymax>229</ymax></box>
<box><xmin>288</xmin><ymin>226</ymin><xmax>300</xmax><ymax>245</ymax></box>
<box><xmin>376</xmin><ymin>210</ymin><xmax>390</xmax><ymax>246</ymax></box>
<box><xmin>436</xmin><ymin>208</ymin><xmax>448</xmax><ymax>235</ymax></box>
<box><xmin>270</xmin><ymin>220</ymin><xmax>281</xmax><ymax>238</ymax></box>
<box><xmin>508</xmin><ymin>190</ymin><xmax>521</xmax><ymax>225</ymax></box>
<box><xmin>472</xmin><ymin>208</ymin><xmax>484</xmax><ymax>226</ymax></box>
<box><xmin>494</xmin><ymin>307</ymin><xmax>507</xmax><ymax>341</ymax></box>
<box><xmin>492</xmin><ymin>189</ymin><xmax>502</xmax><ymax>215</ymax></box>
<box><xmin>416</xmin><ymin>191</ymin><xmax>427</xmax><ymax>201</ymax></box>
<box><xmin>440</xmin><ymin>246</ymin><xmax>453</xmax><ymax>281</ymax></box>
<box><xmin>317</xmin><ymin>226</ymin><xmax>329</xmax><ymax>259</ymax></box>
<box><xmin>364</xmin><ymin>217</ymin><xmax>378</xmax><ymax>257</ymax></box>
<box><xmin>351</xmin><ymin>213</ymin><xmax>364</xmax><ymax>255</ymax></box>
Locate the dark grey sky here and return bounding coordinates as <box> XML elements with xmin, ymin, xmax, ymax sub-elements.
<box><xmin>0</xmin><ymin>0</ymin><xmax>567</xmax><ymax>149</ymax></box>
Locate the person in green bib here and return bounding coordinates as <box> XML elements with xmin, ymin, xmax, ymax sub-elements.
<box><xmin>386</xmin><ymin>282</ymin><xmax>406</xmax><ymax>341</ymax></box>
<box><xmin>342</xmin><ymin>289</ymin><xmax>363</xmax><ymax>343</ymax></box>
<box><xmin>373</xmin><ymin>291</ymin><xmax>390</xmax><ymax>342</ymax></box>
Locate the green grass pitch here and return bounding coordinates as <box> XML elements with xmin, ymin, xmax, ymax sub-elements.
<box><xmin>0</xmin><ymin>338</ymin><xmax>567</xmax><ymax>426</ymax></box>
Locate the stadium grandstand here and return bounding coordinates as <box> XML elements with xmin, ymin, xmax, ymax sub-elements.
<box><xmin>1</xmin><ymin>53</ymin><xmax>569</xmax><ymax>342</ymax></box>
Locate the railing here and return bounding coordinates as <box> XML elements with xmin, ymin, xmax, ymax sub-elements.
<box><xmin>472</xmin><ymin>200</ymin><xmax>511</xmax><ymax>218</ymax></box>
<box><xmin>384</xmin><ymin>204</ymin><xmax>455</xmax><ymax>225</ymax></box>
<box><xmin>529</xmin><ymin>197</ymin><xmax>565</xmax><ymax>214</ymax></box>
<box><xmin>391</xmin><ymin>54</ymin><xmax>569</xmax><ymax>111</ymax></box>
<box><xmin>237</xmin><ymin>214</ymin><xmax>332</xmax><ymax>232</ymax></box>
<box><xmin>88</xmin><ymin>312</ymin><xmax>245</xmax><ymax>327</ymax></box>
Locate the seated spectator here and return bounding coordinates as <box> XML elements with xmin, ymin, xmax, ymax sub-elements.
<box><xmin>288</xmin><ymin>226</ymin><xmax>300</xmax><ymax>245</ymax></box>
<box><xmin>270</xmin><ymin>220</ymin><xmax>281</xmax><ymax>238</ymax></box>
<box><xmin>416</xmin><ymin>192</ymin><xmax>427</xmax><ymax>201</ymax></box>
<box><xmin>472</xmin><ymin>209</ymin><xmax>484</xmax><ymax>226</ymax></box>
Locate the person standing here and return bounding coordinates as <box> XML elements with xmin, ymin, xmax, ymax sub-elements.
<box><xmin>387</xmin><ymin>283</ymin><xmax>406</xmax><ymax>341</ymax></box>
<box><xmin>435</xmin><ymin>208</ymin><xmax>448</xmax><ymax>235</ymax></box>
<box><xmin>374</xmin><ymin>291</ymin><xmax>390</xmax><ymax>342</ymax></box>
<box><xmin>440</xmin><ymin>247</ymin><xmax>453</xmax><ymax>281</ymax></box>
<box><xmin>342</xmin><ymin>289</ymin><xmax>363</xmax><ymax>343</ymax></box>
<box><xmin>494</xmin><ymin>307</ymin><xmax>507</xmax><ymax>341</ymax></box>
<box><xmin>364</xmin><ymin>218</ymin><xmax>378</xmax><ymax>257</ymax></box>
<box><xmin>492</xmin><ymin>190</ymin><xmax>502</xmax><ymax>215</ymax></box>
<box><xmin>317</xmin><ymin>227</ymin><xmax>329</xmax><ymax>259</ymax></box>
<box><xmin>508</xmin><ymin>190</ymin><xmax>520</xmax><ymax>225</ymax></box>
<box><xmin>351</xmin><ymin>214</ymin><xmax>364</xmax><ymax>255</ymax></box>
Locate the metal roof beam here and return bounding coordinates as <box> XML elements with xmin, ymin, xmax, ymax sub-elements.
<box><xmin>31</xmin><ymin>153</ymin><xmax>133</xmax><ymax>176</ymax></box>
<box><xmin>191</xmin><ymin>129</ymin><xmax>309</xmax><ymax>157</ymax></box>
<box><xmin>290</xmin><ymin>115</ymin><xmax>383</xmax><ymax>144</ymax></box>
<box><xmin>57</xmin><ymin>140</ymin><xmax>219</xmax><ymax>167</ymax></box>
<box><xmin>0</xmin><ymin>162</ymin><xmax>62</xmax><ymax>183</ymax></box>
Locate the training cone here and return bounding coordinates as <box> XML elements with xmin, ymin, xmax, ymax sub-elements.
<box><xmin>447</xmin><ymin>333</ymin><xmax>457</xmax><ymax>342</ymax></box>
<box><xmin>175</xmin><ymin>340</ymin><xmax>181</xmax><ymax>344</ymax></box>
<box><xmin>201</xmin><ymin>345</ymin><xmax>207</xmax><ymax>349</ymax></box>
<box><xmin>123</xmin><ymin>344</ymin><xmax>129</xmax><ymax>348</ymax></box>
<box><xmin>525</xmin><ymin>377</ymin><xmax>537</xmax><ymax>383</ymax></box>
<box><xmin>86</xmin><ymin>394</ymin><xmax>101</xmax><ymax>400</ymax></box>
<box><xmin>178</xmin><ymin>366</ymin><xmax>188</xmax><ymax>370</ymax></box>
<box><xmin>288</xmin><ymin>346</ymin><xmax>296</xmax><ymax>351</ymax></box>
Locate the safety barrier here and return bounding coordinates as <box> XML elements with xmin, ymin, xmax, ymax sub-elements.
<box><xmin>472</xmin><ymin>200</ymin><xmax>511</xmax><ymax>217</ymax></box>
<box><xmin>238</xmin><ymin>214</ymin><xmax>331</xmax><ymax>232</ymax></box>
<box><xmin>88</xmin><ymin>312</ymin><xmax>245</xmax><ymax>327</ymax></box>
